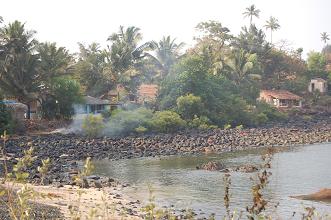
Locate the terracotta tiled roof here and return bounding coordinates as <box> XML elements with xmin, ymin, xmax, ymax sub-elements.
<box><xmin>261</xmin><ymin>90</ymin><xmax>302</xmax><ymax>100</ymax></box>
<box><xmin>137</xmin><ymin>84</ymin><xmax>158</xmax><ymax>99</ymax></box>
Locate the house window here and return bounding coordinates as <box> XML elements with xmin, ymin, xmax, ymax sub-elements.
<box><xmin>293</xmin><ymin>100</ymin><xmax>300</xmax><ymax>107</ymax></box>
<box><xmin>311</xmin><ymin>83</ymin><xmax>315</xmax><ymax>91</ymax></box>
<box><xmin>279</xmin><ymin>99</ymin><xmax>288</xmax><ymax>107</ymax></box>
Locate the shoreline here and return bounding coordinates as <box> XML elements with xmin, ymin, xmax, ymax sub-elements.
<box><xmin>1</xmin><ymin>116</ymin><xmax>331</xmax><ymax>219</ymax></box>
<box><xmin>3</xmin><ymin>116</ymin><xmax>331</xmax><ymax>186</ymax></box>
<box><xmin>0</xmin><ymin>181</ymin><xmax>142</xmax><ymax>220</ymax></box>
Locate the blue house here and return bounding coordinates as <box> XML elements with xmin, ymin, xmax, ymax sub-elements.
<box><xmin>75</xmin><ymin>96</ymin><xmax>111</xmax><ymax>114</ymax></box>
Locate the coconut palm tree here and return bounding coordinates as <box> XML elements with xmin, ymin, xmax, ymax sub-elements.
<box><xmin>150</xmin><ymin>36</ymin><xmax>184</xmax><ymax>77</ymax></box>
<box><xmin>0</xmin><ymin>21</ymin><xmax>39</xmax><ymax>118</ymax></box>
<box><xmin>321</xmin><ymin>32</ymin><xmax>330</xmax><ymax>45</ymax></box>
<box><xmin>107</xmin><ymin>26</ymin><xmax>155</xmax><ymax>91</ymax></box>
<box><xmin>243</xmin><ymin>4</ymin><xmax>260</xmax><ymax>25</ymax></box>
<box><xmin>264</xmin><ymin>16</ymin><xmax>280</xmax><ymax>44</ymax></box>
<box><xmin>108</xmin><ymin>26</ymin><xmax>154</xmax><ymax>74</ymax></box>
<box><xmin>223</xmin><ymin>49</ymin><xmax>261</xmax><ymax>86</ymax></box>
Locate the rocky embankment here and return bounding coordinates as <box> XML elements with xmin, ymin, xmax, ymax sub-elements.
<box><xmin>2</xmin><ymin>116</ymin><xmax>331</xmax><ymax>186</ymax></box>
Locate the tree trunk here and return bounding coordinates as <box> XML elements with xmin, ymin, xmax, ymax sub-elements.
<box><xmin>26</xmin><ymin>103</ymin><xmax>31</xmax><ymax>119</ymax></box>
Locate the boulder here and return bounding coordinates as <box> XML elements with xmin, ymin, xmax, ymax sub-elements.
<box><xmin>291</xmin><ymin>188</ymin><xmax>331</xmax><ymax>202</ymax></box>
<box><xmin>197</xmin><ymin>161</ymin><xmax>225</xmax><ymax>171</ymax></box>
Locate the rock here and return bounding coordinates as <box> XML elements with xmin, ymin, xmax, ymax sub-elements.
<box><xmin>93</xmin><ymin>181</ymin><xmax>103</xmax><ymax>189</ymax></box>
<box><xmin>235</xmin><ymin>164</ymin><xmax>259</xmax><ymax>173</ymax></box>
<box><xmin>87</xmin><ymin>175</ymin><xmax>100</xmax><ymax>180</ymax></box>
<box><xmin>198</xmin><ymin>161</ymin><xmax>225</xmax><ymax>171</ymax></box>
<box><xmin>290</xmin><ymin>188</ymin><xmax>331</xmax><ymax>202</ymax></box>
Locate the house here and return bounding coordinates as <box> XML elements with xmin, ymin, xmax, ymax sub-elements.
<box><xmin>258</xmin><ymin>90</ymin><xmax>302</xmax><ymax>108</ymax></box>
<box><xmin>308</xmin><ymin>78</ymin><xmax>328</xmax><ymax>94</ymax></box>
<box><xmin>100</xmin><ymin>84</ymin><xmax>136</xmax><ymax>104</ymax></box>
<box><xmin>75</xmin><ymin>96</ymin><xmax>111</xmax><ymax>114</ymax></box>
<box><xmin>137</xmin><ymin>84</ymin><xmax>158</xmax><ymax>103</ymax></box>
<box><xmin>1</xmin><ymin>100</ymin><xmax>28</xmax><ymax>120</ymax></box>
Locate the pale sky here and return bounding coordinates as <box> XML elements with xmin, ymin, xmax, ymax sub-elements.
<box><xmin>2</xmin><ymin>0</ymin><xmax>331</xmax><ymax>58</ymax></box>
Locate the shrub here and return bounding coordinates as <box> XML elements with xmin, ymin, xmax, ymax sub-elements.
<box><xmin>150</xmin><ymin>111</ymin><xmax>186</xmax><ymax>133</ymax></box>
<box><xmin>135</xmin><ymin>126</ymin><xmax>148</xmax><ymax>134</ymax></box>
<box><xmin>176</xmin><ymin>94</ymin><xmax>204</xmax><ymax>120</ymax></box>
<box><xmin>235</xmin><ymin>124</ymin><xmax>244</xmax><ymax>130</ymax></box>
<box><xmin>0</xmin><ymin>102</ymin><xmax>14</xmax><ymax>134</ymax></box>
<box><xmin>256</xmin><ymin>102</ymin><xmax>288</xmax><ymax>121</ymax></box>
<box><xmin>189</xmin><ymin>115</ymin><xmax>217</xmax><ymax>130</ymax></box>
<box><xmin>82</xmin><ymin>115</ymin><xmax>105</xmax><ymax>137</ymax></box>
<box><xmin>100</xmin><ymin>109</ymin><xmax>112</xmax><ymax>119</ymax></box>
<box><xmin>105</xmin><ymin>108</ymin><xmax>153</xmax><ymax>136</ymax></box>
<box><xmin>254</xmin><ymin>113</ymin><xmax>268</xmax><ymax>125</ymax></box>
<box><xmin>224</xmin><ymin>124</ymin><xmax>231</xmax><ymax>130</ymax></box>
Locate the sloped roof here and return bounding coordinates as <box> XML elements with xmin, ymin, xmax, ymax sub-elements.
<box><xmin>0</xmin><ymin>100</ymin><xmax>28</xmax><ymax>110</ymax></box>
<box><xmin>137</xmin><ymin>84</ymin><xmax>158</xmax><ymax>99</ymax></box>
<box><xmin>84</xmin><ymin>96</ymin><xmax>110</xmax><ymax>105</ymax></box>
<box><xmin>261</xmin><ymin>90</ymin><xmax>302</xmax><ymax>100</ymax></box>
<box><xmin>311</xmin><ymin>78</ymin><xmax>327</xmax><ymax>82</ymax></box>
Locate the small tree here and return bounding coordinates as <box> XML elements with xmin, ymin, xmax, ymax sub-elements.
<box><xmin>82</xmin><ymin>115</ymin><xmax>105</xmax><ymax>138</ymax></box>
<box><xmin>176</xmin><ymin>94</ymin><xmax>204</xmax><ymax>120</ymax></box>
<box><xmin>150</xmin><ymin>111</ymin><xmax>186</xmax><ymax>133</ymax></box>
<box><xmin>42</xmin><ymin>76</ymin><xmax>83</xmax><ymax>119</ymax></box>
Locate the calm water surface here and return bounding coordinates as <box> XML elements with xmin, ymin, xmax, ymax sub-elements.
<box><xmin>93</xmin><ymin>143</ymin><xmax>331</xmax><ymax>219</ymax></box>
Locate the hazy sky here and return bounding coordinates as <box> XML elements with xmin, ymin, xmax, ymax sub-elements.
<box><xmin>2</xmin><ymin>0</ymin><xmax>331</xmax><ymax>57</ymax></box>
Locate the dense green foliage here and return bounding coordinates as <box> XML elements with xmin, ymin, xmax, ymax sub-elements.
<box><xmin>41</xmin><ymin>76</ymin><xmax>83</xmax><ymax>119</ymax></box>
<box><xmin>82</xmin><ymin>114</ymin><xmax>105</xmax><ymax>137</ymax></box>
<box><xmin>176</xmin><ymin>94</ymin><xmax>204</xmax><ymax>120</ymax></box>
<box><xmin>106</xmin><ymin>108</ymin><xmax>154</xmax><ymax>136</ymax></box>
<box><xmin>149</xmin><ymin>111</ymin><xmax>186</xmax><ymax>133</ymax></box>
<box><xmin>0</xmin><ymin>102</ymin><xmax>13</xmax><ymax>134</ymax></box>
<box><xmin>0</xmin><ymin>8</ymin><xmax>330</xmax><ymax>133</ymax></box>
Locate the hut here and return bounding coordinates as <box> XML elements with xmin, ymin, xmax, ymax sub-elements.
<box><xmin>75</xmin><ymin>96</ymin><xmax>111</xmax><ymax>114</ymax></box>
<box><xmin>258</xmin><ymin>90</ymin><xmax>302</xmax><ymax>108</ymax></box>
<box><xmin>308</xmin><ymin>78</ymin><xmax>328</xmax><ymax>94</ymax></box>
<box><xmin>1</xmin><ymin>100</ymin><xmax>28</xmax><ymax>120</ymax></box>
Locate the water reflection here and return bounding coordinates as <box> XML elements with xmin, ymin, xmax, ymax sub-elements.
<box><xmin>93</xmin><ymin>143</ymin><xmax>331</xmax><ymax>218</ymax></box>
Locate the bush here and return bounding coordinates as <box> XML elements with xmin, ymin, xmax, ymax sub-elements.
<box><xmin>82</xmin><ymin>115</ymin><xmax>105</xmax><ymax>137</ymax></box>
<box><xmin>0</xmin><ymin>102</ymin><xmax>14</xmax><ymax>134</ymax></box>
<box><xmin>101</xmin><ymin>109</ymin><xmax>112</xmax><ymax>119</ymax></box>
<box><xmin>255</xmin><ymin>112</ymin><xmax>268</xmax><ymax>125</ymax></box>
<box><xmin>176</xmin><ymin>94</ymin><xmax>204</xmax><ymax>120</ymax></box>
<box><xmin>150</xmin><ymin>111</ymin><xmax>186</xmax><ymax>133</ymax></box>
<box><xmin>105</xmin><ymin>108</ymin><xmax>153</xmax><ymax>136</ymax></box>
<box><xmin>256</xmin><ymin>102</ymin><xmax>288</xmax><ymax>121</ymax></box>
<box><xmin>224</xmin><ymin>124</ymin><xmax>231</xmax><ymax>130</ymax></box>
<box><xmin>189</xmin><ymin>115</ymin><xmax>217</xmax><ymax>130</ymax></box>
<box><xmin>235</xmin><ymin>124</ymin><xmax>244</xmax><ymax>130</ymax></box>
<box><xmin>135</xmin><ymin>126</ymin><xmax>148</xmax><ymax>134</ymax></box>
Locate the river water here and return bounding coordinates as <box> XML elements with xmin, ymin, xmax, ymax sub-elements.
<box><xmin>93</xmin><ymin>143</ymin><xmax>331</xmax><ymax>219</ymax></box>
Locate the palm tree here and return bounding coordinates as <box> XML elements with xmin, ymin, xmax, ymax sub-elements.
<box><xmin>150</xmin><ymin>36</ymin><xmax>184</xmax><ymax>77</ymax></box>
<box><xmin>108</xmin><ymin>26</ymin><xmax>154</xmax><ymax>73</ymax></box>
<box><xmin>107</xmin><ymin>26</ymin><xmax>155</xmax><ymax>91</ymax></box>
<box><xmin>264</xmin><ymin>16</ymin><xmax>280</xmax><ymax>44</ymax></box>
<box><xmin>243</xmin><ymin>4</ymin><xmax>260</xmax><ymax>25</ymax></box>
<box><xmin>0</xmin><ymin>21</ymin><xmax>39</xmax><ymax>118</ymax></box>
<box><xmin>223</xmin><ymin>49</ymin><xmax>260</xmax><ymax>86</ymax></box>
<box><xmin>321</xmin><ymin>32</ymin><xmax>330</xmax><ymax>45</ymax></box>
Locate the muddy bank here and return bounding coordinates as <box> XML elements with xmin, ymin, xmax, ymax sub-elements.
<box><xmin>2</xmin><ymin>116</ymin><xmax>331</xmax><ymax>187</ymax></box>
<box><xmin>0</xmin><ymin>182</ymin><xmax>142</xmax><ymax>220</ymax></box>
